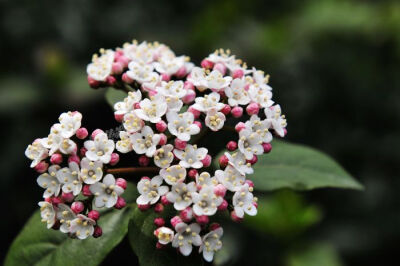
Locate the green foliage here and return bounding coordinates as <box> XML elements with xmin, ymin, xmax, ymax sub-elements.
<box><xmin>105</xmin><ymin>88</ymin><xmax>128</xmax><ymax>108</ymax></box>
<box><xmin>286</xmin><ymin>242</ymin><xmax>343</xmax><ymax>266</ymax></box>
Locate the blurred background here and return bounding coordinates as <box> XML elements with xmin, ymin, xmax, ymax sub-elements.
<box><xmin>1</xmin><ymin>0</ymin><xmax>399</xmax><ymax>265</ymax></box>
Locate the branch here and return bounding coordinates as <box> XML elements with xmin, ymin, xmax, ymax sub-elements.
<box><xmin>106</xmin><ymin>167</ymin><xmax>159</xmax><ymax>175</ymax></box>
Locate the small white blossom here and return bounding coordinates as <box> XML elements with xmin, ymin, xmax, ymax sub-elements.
<box><xmin>225</xmin><ymin>78</ymin><xmax>250</xmax><ymax>106</ymax></box>
<box><xmin>167</xmin><ymin>111</ymin><xmax>200</xmax><ymax>141</ymax></box>
<box><xmin>116</xmin><ymin>131</ymin><xmax>133</xmax><ymax>153</ymax></box>
<box><xmin>158</xmin><ymin>81</ymin><xmax>186</xmax><ymax>98</ymax></box>
<box><xmin>70</xmin><ymin>214</ymin><xmax>95</xmax><ymax>240</ymax></box>
<box><xmin>252</xmin><ymin>67</ymin><xmax>271</xmax><ymax>91</ymax></box>
<box><xmin>123</xmin><ymin>112</ymin><xmax>144</xmax><ymax>133</ymax></box>
<box><xmin>84</xmin><ymin>132</ymin><xmax>115</xmax><ymax>163</ymax></box>
<box><xmin>192</xmin><ymin>186</ymin><xmax>223</xmax><ymax>216</ymax></box>
<box><xmin>225</xmin><ymin>152</ymin><xmax>253</xmax><ymax>175</ymax></box>
<box><xmin>205</xmin><ymin>108</ymin><xmax>225</xmax><ymax>131</ymax></box>
<box><xmin>25</xmin><ymin>139</ymin><xmax>48</xmax><ymax>168</ymax></box>
<box><xmin>86</xmin><ymin>49</ymin><xmax>114</xmax><ymax>81</ymax></box>
<box><xmin>192</xmin><ymin>92</ymin><xmax>224</xmax><ymax>113</ymax></box>
<box><xmin>142</xmin><ymin>72</ymin><xmax>161</xmax><ymax>92</ymax></box>
<box><xmin>238</xmin><ymin>129</ymin><xmax>264</xmax><ymax>160</ymax></box>
<box><xmin>174</xmin><ymin>144</ymin><xmax>208</xmax><ymax>169</ymax></box>
<box><xmin>206</xmin><ymin>70</ymin><xmax>232</xmax><ymax>91</ymax></box>
<box><xmin>166</xmin><ymin>181</ymin><xmax>197</xmax><ymax>211</ymax></box>
<box><xmin>114</xmin><ymin>90</ymin><xmax>142</xmax><ymax>116</ymax></box>
<box><xmin>42</xmin><ymin>124</ymin><xmax>77</xmax><ymax>155</ymax></box>
<box><xmin>80</xmin><ymin>157</ymin><xmax>103</xmax><ymax>184</ymax></box>
<box><xmin>57</xmin><ymin>162</ymin><xmax>82</xmax><ymax>196</ymax></box>
<box><xmin>125</xmin><ymin>41</ymin><xmax>155</xmax><ymax>64</ymax></box>
<box><xmin>58</xmin><ymin>111</ymin><xmax>82</xmax><ymax>138</ymax></box>
<box><xmin>160</xmin><ymin>165</ymin><xmax>186</xmax><ymax>186</ymax></box>
<box><xmin>134</xmin><ymin>94</ymin><xmax>167</xmax><ymax>123</ymax></box>
<box><xmin>37</xmin><ymin>165</ymin><xmax>61</xmax><ymax>198</ymax></box>
<box><xmin>130</xmin><ymin>126</ymin><xmax>160</xmax><ymax>157</ymax></box>
<box><xmin>248</xmin><ymin>84</ymin><xmax>274</xmax><ymax>108</ymax></box>
<box><xmin>136</xmin><ymin>175</ymin><xmax>168</xmax><ymax>205</ymax></box>
<box><xmin>154</xmin><ymin>144</ymin><xmax>174</xmax><ymax>168</ymax></box>
<box><xmin>172</xmin><ymin>223</ymin><xmax>202</xmax><ymax>256</ymax></box>
<box><xmin>199</xmin><ymin>227</ymin><xmax>223</xmax><ymax>262</ymax></box>
<box><xmin>39</xmin><ymin>201</ymin><xmax>56</xmax><ymax>229</ymax></box>
<box><xmin>165</xmin><ymin>96</ymin><xmax>183</xmax><ymax>112</ymax></box>
<box><xmin>265</xmin><ymin>105</ymin><xmax>287</xmax><ymax>137</ymax></box>
<box><xmin>56</xmin><ymin>203</ymin><xmax>76</xmax><ymax>233</ymax></box>
<box><xmin>232</xmin><ymin>184</ymin><xmax>257</xmax><ymax>218</ymax></box>
<box><xmin>156</xmin><ymin>227</ymin><xmax>175</xmax><ymax>245</ymax></box>
<box><xmin>215</xmin><ymin>166</ymin><xmax>246</xmax><ymax>192</ymax></box>
<box><xmin>126</xmin><ymin>61</ymin><xmax>155</xmax><ymax>84</ymax></box>
<box><xmin>245</xmin><ymin>115</ymin><xmax>272</xmax><ymax>143</ymax></box>
<box><xmin>188</xmin><ymin>67</ymin><xmax>208</xmax><ymax>88</ymax></box>
<box><xmin>195</xmin><ymin>171</ymin><xmax>218</xmax><ymax>188</ymax></box>
<box><xmin>154</xmin><ymin>56</ymin><xmax>185</xmax><ymax>76</ymax></box>
<box><xmin>90</xmin><ymin>174</ymin><xmax>124</xmax><ymax>208</ymax></box>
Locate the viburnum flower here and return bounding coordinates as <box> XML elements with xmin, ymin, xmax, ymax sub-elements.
<box><xmin>90</xmin><ymin>174</ymin><xmax>125</xmax><ymax>208</ymax></box>
<box><xmin>86</xmin><ymin>49</ymin><xmax>114</xmax><ymax>82</ymax></box>
<box><xmin>57</xmin><ymin>162</ymin><xmax>82</xmax><ymax>196</ymax></box>
<box><xmin>248</xmin><ymin>84</ymin><xmax>274</xmax><ymax>108</ymax></box>
<box><xmin>25</xmin><ymin>139</ymin><xmax>48</xmax><ymax>168</ymax></box>
<box><xmin>166</xmin><ymin>111</ymin><xmax>200</xmax><ymax>141</ymax></box>
<box><xmin>58</xmin><ymin>111</ymin><xmax>82</xmax><ymax>138</ymax></box>
<box><xmin>245</xmin><ymin>115</ymin><xmax>272</xmax><ymax>143</ymax></box>
<box><xmin>80</xmin><ymin>158</ymin><xmax>103</xmax><ymax>184</ymax></box>
<box><xmin>155</xmin><ymin>226</ymin><xmax>175</xmax><ymax>245</ymax></box>
<box><xmin>192</xmin><ymin>92</ymin><xmax>224</xmax><ymax>113</ymax></box>
<box><xmin>174</xmin><ymin>144</ymin><xmax>208</xmax><ymax>169</ymax></box>
<box><xmin>195</xmin><ymin>171</ymin><xmax>218</xmax><ymax>188</ymax></box>
<box><xmin>166</xmin><ymin>181</ymin><xmax>197</xmax><ymax>210</ymax></box>
<box><xmin>136</xmin><ymin>176</ymin><xmax>168</xmax><ymax>205</ymax></box>
<box><xmin>37</xmin><ymin>165</ymin><xmax>61</xmax><ymax>198</ymax></box>
<box><xmin>158</xmin><ymin>81</ymin><xmax>186</xmax><ymax>98</ymax></box>
<box><xmin>123</xmin><ymin>112</ymin><xmax>144</xmax><ymax>133</ymax></box>
<box><xmin>188</xmin><ymin>67</ymin><xmax>208</xmax><ymax>89</ymax></box>
<box><xmin>69</xmin><ymin>214</ymin><xmax>96</xmax><ymax>240</ymax></box>
<box><xmin>238</xmin><ymin>129</ymin><xmax>264</xmax><ymax>160</ymax></box>
<box><xmin>126</xmin><ymin>61</ymin><xmax>155</xmax><ymax>84</ymax></box>
<box><xmin>84</xmin><ymin>132</ymin><xmax>115</xmax><ymax>163</ymax></box>
<box><xmin>265</xmin><ymin>104</ymin><xmax>287</xmax><ymax>137</ymax></box>
<box><xmin>232</xmin><ymin>184</ymin><xmax>257</xmax><ymax>218</ymax></box>
<box><xmin>205</xmin><ymin>108</ymin><xmax>226</xmax><ymax>131</ymax></box>
<box><xmin>114</xmin><ymin>90</ymin><xmax>142</xmax><ymax>117</ymax></box>
<box><xmin>56</xmin><ymin>204</ymin><xmax>76</xmax><ymax>233</ymax></box>
<box><xmin>192</xmin><ymin>186</ymin><xmax>223</xmax><ymax>216</ymax></box>
<box><xmin>206</xmin><ymin>70</ymin><xmax>232</xmax><ymax>91</ymax></box>
<box><xmin>172</xmin><ymin>223</ymin><xmax>202</xmax><ymax>256</ymax></box>
<box><xmin>116</xmin><ymin>131</ymin><xmax>133</xmax><ymax>153</ymax></box>
<box><xmin>199</xmin><ymin>227</ymin><xmax>223</xmax><ymax>262</ymax></box>
<box><xmin>42</xmin><ymin>124</ymin><xmax>77</xmax><ymax>155</ymax></box>
<box><xmin>130</xmin><ymin>126</ymin><xmax>160</xmax><ymax>157</ymax></box>
<box><xmin>160</xmin><ymin>165</ymin><xmax>186</xmax><ymax>185</ymax></box>
<box><xmin>134</xmin><ymin>94</ymin><xmax>167</xmax><ymax>123</ymax></box>
<box><xmin>153</xmin><ymin>144</ymin><xmax>174</xmax><ymax>168</ymax></box>
<box><xmin>39</xmin><ymin>201</ymin><xmax>56</xmax><ymax>229</ymax></box>
<box><xmin>215</xmin><ymin>166</ymin><xmax>246</xmax><ymax>192</ymax></box>
<box><xmin>225</xmin><ymin>78</ymin><xmax>250</xmax><ymax>106</ymax></box>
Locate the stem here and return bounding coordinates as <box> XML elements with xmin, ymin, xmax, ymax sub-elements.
<box><xmin>106</xmin><ymin>167</ymin><xmax>159</xmax><ymax>175</ymax></box>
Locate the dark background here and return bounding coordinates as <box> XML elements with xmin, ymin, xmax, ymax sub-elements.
<box><xmin>1</xmin><ymin>0</ymin><xmax>399</xmax><ymax>265</ymax></box>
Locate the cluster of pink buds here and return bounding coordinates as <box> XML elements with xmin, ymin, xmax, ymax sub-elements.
<box><xmin>85</xmin><ymin>41</ymin><xmax>287</xmax><ymax>262</ymax></box>
<box><xmin>25</xmin><ymin>111</ymin><xmax>127</xmax><ymax>239</ymax></box>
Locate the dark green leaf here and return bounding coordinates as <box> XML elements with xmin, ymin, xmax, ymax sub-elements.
<box><xmin>286</xmin><ymin>242</ymin><xmax>343</xmax><ymax>266</ymax></box>
<box><xmin>104</xmin><ymin>88</ymin><xmax>127</xmax><ymax>108</ymax></box>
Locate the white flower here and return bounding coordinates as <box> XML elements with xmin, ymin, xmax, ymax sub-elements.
<box><xmin>136</xmin><ymin>175</ymin><xmax>168</xmax><ymax>205</ymax></box>
<box><xmin>165</xmin><ymin>96</ymin><xmax>183</xmax><ymax>112</ymax></box>
<box><xmin>154</xmin><ymin>144</ymin><xmax>174</xmax><ymax>168</ymax></box>
<box><xmin>130</xmin><ymin>126</ymin><xmax>160</xmax><ymax>157</ymax></box>
<box><xmin>265</xmin><ymin>105</ymin><xmax>287</xmax><ymax>137</ymax></box>
<box><xmin>192</xmin><ymin>92</ymin><xmax>224</xmax><ymax>113</ymax></box>
<box><xmin>70</xmin><ymin>214</ymin><xmax>95</xmax><ymax>240</ymax></box>
<box><xmin>126</xmin><ymin>61</ymin><xmax>155</xmax><ymax>84</ymax></box>
<box><xmin>90</xmin><ymin>174</ymin><xmax>124</xmax><ymax>208</ymax></box>
<box><xmin>238</xmin><ymin>129</ymin><xmax>264</xmax><ymax>160</ymax></box>
<box><xmin>114</xmin><ymin>90</ymin><xmax>142</xmax><ymax>116</ymax></box>
<box><xmin>248</xmin><ymin>84</ymin><xmax>274</xmax><ymax>108</ymax></box>
<box><xmin>195</xmin><ymin>171</ymin><xmax>218</xmax><ymax>188</ymax></box>
<box><xmin>58</xmin><ymin>111</ymin><xmax>82</xmax><ymax>138</ymax></box>
<box><xmin>160</xmin><ymin>165</ymin><xmax>186</xmax><ymax>185</ymax></box>
<box><xmin>215</xmin><ymin>166</ymin><xmax>246</xmax><ymax>192</ymax></box>
<box><xmin>225</xmin><ymin>78</ymin><xmax>250</xmax><ymax>106</ymax></box>
<box><xmin>56</xmin><ymin>203</ymin><xmax>76</xmax><ymax>233</ymax></box>
<box><xmin>207</xmin><ymin>50</ymin><xmax>235</xmax><ymax>65</ymax></box>
<box><xmin>232</xmin><ymin>184</ymin><xmax>257</xmax><ymax>218</ymax></box>
<box><xmin>84</xmin><ymin>132</ymin><xmax>115</xmax><ymax>163</ymax></box>
<box><xmin>123</xmin><ymin>112</ymin><xmax>143</xmax><ymax>133</ymax></box>
<box><xmin>134</xmin><ymin>94</ymin><xmax>167</xmax><ymax>123</ymax></box>
<box><xmin>166</xmin><ymin>182</ymin><xmax>197</xmax><ymax>211</ymax></box>
<box><xmin>86</xmin><ymin>49</ymin><xmax>114</xmax><ymax>81</ymax></box>
<box><xmin>205</xmin><ymin>108</ymin><xmax>225</xmax><ymax>131</ymax></box>
<box><xmin>125</xmin><ymin>41</ymin><xmax>155</xmax><ymax>64</ymax></box>
<box><xmin>142</xmin><ymin>72</ymin><xmax>161</xmax><ymax>92</ymax></box>
<box><xmin>225</xmin><ymin>152</ymin><xmax>253</xmax><ymax>175</ymax></box>
<box><xmin>199</xmin><ymin>227</ymin><xmax>223</xmax><ymax>262</ymax></box>
<box><xmin>154</xmin><ymin>56</ymin><xmax>185</xmax><ymax>76</ymax></box>
<box><xmin>37</xmin><ymin>165</ymin><xmax>61</xmax><ymax>198</ymax></box>
<box><xmin>155</xmin><ymin>227</ymin><xmax>175</xmax><ymax>245</ymax></box>
<box><xmin>174</xmin><ymin>144</ymin><xmax>208</xmax><ymax>169</ymax></box>
<box><xmin>39</xmin><ymin>201</ymin><xmax>56</xmax><ymax>229</ymax></box>
<box><xmin>244</xmin><ymin>115</ymin><xmax>272</xmax><ymax>143</ymax></box>
<box><xmin>172</xmin><ymin>223</ymin><xmax>202</xmax><ymax>256</ymax></box>
<box><xmin>167</xmin><ymin>111</ymin><xmax>200</xmax><ymax>141</ymax></box>
<box><xmin>42</xmin><ymin>124</ymin><xmax>77</xmax><ymax>155</ymax></box>
<box><xmin>57</xmin><ymin>162</ymin><xmax>82</xmax><ymax>196</ymax></box>
<box><xmin>252</xmin><ymin>67</ymin><xmax>271</xmax><ymax>91</ymax></box>
<box><xmin>206</xmin><ymin>70</ymin><xmax>232</xmax><ymax>91</ymax></box>
<box><xmin>80</xmin><ymin>157</ymin><xmax>103</xmax><ymax>184</ymax></box>
<box><xmin>158</xmin><ymin>81</ymin><xmax>186</xmax><ymax>98</ymax></box>
<box><xmin>192</xmin><ymin>186</ymin><xmax>223</xmax><ymax>216</ymax></box>
<box><xmin>188</xmin><ymin>67</ymin><xmax>208</xmax><ymax>88</ymax></box>
<box><xmin>116</xmin><ymin>131</ymin><xmax>133</xmax><ymax>153</ymax></box>
<box><xmin>25</xmin><ymin>139</ymin><xmax>48</xmax><ymax>168</ymax></box>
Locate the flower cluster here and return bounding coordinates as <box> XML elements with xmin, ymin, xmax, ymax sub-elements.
<box><xmin>86</xmin><ymin>41</ymin><xmax>287</xmax><ymax>262</ymax></box>
<box><xmin>25</xmin><ymin>112</ymin><xmax>127</xmax><ymax>239</ymax></box>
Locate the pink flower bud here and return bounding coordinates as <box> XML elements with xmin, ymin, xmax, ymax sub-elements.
<box><xmin>244</xmin><ymin>83</ymin><xmax>250</xmax><ymax>91</ymax></box>
<box><xmin>114</xmin><ymin>113</ymin><xmax>124</xmax><ymax>122</ymax></box>
<box><xmin>161</xmin><ymin>73</ymin><xmax>170</xmax><ymax>81</ymax></box>
<box><xmin>182</xmin><ymin>89</ymin><xmax>196</xmax><ymax>104</ymax></box>
<box><xmin>193</xmin><ymin>121</ymin><xmax>202</xmax><ymax>130</ymax></box>
<box><xmin>246</xmin><ymin>154</ymin><xmax>258</xmax><ymax>165</ymax></box>
<box><xmin>112</xmin><ymin>62</ymin><xmax>123</xmax><ymax>75</ymax></box>
<box><xmin>195</xmin><ymin>215</ymin><xmax>209</xmax><ymax>225</ymax></box>
<box><xmin>156</xmin><ymin>242</ymin><xmax>165</xmax><ymax>249</ymax></box>
<box><xmin>246</xmin><ymin>102</ymin><xmax>260</xmax><ymax>115</ymax></box>
<box><xmin>115</xmin><ymin>197</ymin><xmax>126</xmax><ymax>209</ymax></box>
<box><xmin>209</xmin><ymin>223</ymin><xmax>221</xmax><ymax>231</ymax></box>
<box><xmin>109</xmin><ymin>153</ymin><xmax>120</xmax><ymax>166</ymax></box>
<box><xmin>214</xmin><ymin>184</ymin><xmax>227</xmax><ymax>197</ymax></box>
<box><xmin>75</xmin><ymin>127</ymin><xmax>88</xmax><ymax>139</ymax></box>
<box><xmin>88</xmin><ymin>76</ymin><xmax>101</xmax><ymax>89</ymax></box>
<box><xmin>235</xmin><ymin>122</ymin><xmax>246</xmax><ymax>132</ymax></box>
<box><xmin>217</xmin><ymin>90</ymin><xmax>226</xmax><ymax>98</ymax></box>
<box><xmin>93</xmin><ymin>226</ymin><xmax>103</xmax><ymax>238</ymax></box>
<box><xmin>141</xmin><ymin>176</ymin><xmax>150</xmax><ymax>181</ymax></box>
<box><xmin>34</xmin><ymin>161</ymin><xmax>48</xmax><ymax>173</ymax></box>
<box><xmin>154</xmin><ymin>217</ymin><xmax>165</xmax><ymax>227</ymax></box>
<box><xmin>171</xmin><ymin>216</ymin><xmax>183</xmax><ymax>228</ymax></box>
<box><xmin>161</xmin><ymin>195</ymin><xmax>171</xmax><ymax>205</ymax></box>
<box><xmin>218</xmin><ymin>199</ymin><xmax>228</xmax><ymax>211</ymax></box>
<box><xmin>188</xmin><ymin>169</ymin><xmax>198</xmax><ymax>179</ymax></box>
<box><xmin>91</xmin><ymin>129</ymin><xmax>104</xmax><ymax>139</ymax></box>
<box><xmin>188</xmin><ymin>106</ymin><xmax>201</xmax><ymax>119</ymax></box>
<box><xmin>230</xmin><ymin>211</ymin><xmax>243</xmax><ymax>222</ymax></box>
<box><xmin>61</xmin><ymin>192</ymin><xmax>74</xmax><ymax>202</ymax></box>
<box><xmin>283</xmin><ymin>128</ymin><xmax>287</xmax><ymax>136</ymax></box>
<box><xmin>68</xmin><ymin>154</ymin><xmax>80</xmax><ymax>165</ymax></box>
<box><xmin>201</xmin><ymin>59</ymin><xmax>214</xmax><ymax>69</ymax></box>
<box><xmin>80</xmin><ymin>147</ymin><xmax>87</xmax><ymax>157</ymax></box>
<box><xmin>226</xmin><ymin>141</ymin><xmax>237</xmax><ymax>151</ymax></box>
<box><xmin>138</xmin><ymin>155</ymin><xmax>150</xmax><ymax>166</ymax></box>
<box><xmin>245</xmin><ymin>180</ymin><xmax>254</xmax><ymax>188</ymax></box>
<box><xmin>122</xmin><ymin>73</ymin><xmax>134</xmax><ymax>83</ymax></box>
<box><xmin>159</xmin><ymin>134</ymin><xmax>167</xmax><ymax>145</ymax></box>
<box><xmin>156</xmin><ymin>120</ymin><xmax>167</xmax><ymax>132</ymax></box>
<box><xmin>50</xmin><ymin>153</ymin><xmax>63</xmax><ymax>165</ymax></box>
<box><xmin>201</xmin><ymin>154</ymin><xmax>212</xmax><ymax>167</ymax></box>
<box><xmin>154</xmin><ymin>203</ymin><xmax>164</xmax><ymax>213</ymax></box>
<box><xmin>231</xmin><ymin>106</ymin><xmax>243</xmax><ymax>118</ymax></box>
<box><xmin>262</xmin><ymin>143</ymin><xmax>272</xmax><ymax>153</ymax></box>
<box><xmin>213</xmin><ymin>63</ymin><xmax>227</xmax><ymax>75</ymax></box>
<box><xmin>180</xmin><ymin>207</ymin><xmax>193</xmax><ymax>222</ymax></box>
<box><xmin>175</xmin><ymin>66</ymin><xmax>187</xmax><ymax>78</ymax></box>
<box><xmin>115</xmin><ymin>49</ymin><xmax>124</xmax><ymax>59</ymax></box>
<box><xmin>184</xmin><ymin>81</ymin><xmax>194</xmax><ymax>90</ymax></box>
<box><xmin>116</xmin><ymin>178</ymin><xmax>127</xmax><ymax>190</ymax></box>
<box><xmin>88</xmin><ymin>210</ymin><xmax>100</xmax><ymax>221</ymax></box>
<box><xmin>106</xmin><ymin>75</ymin><xmax>117</xmax><ymax>86</ymax></box>
<box><xmin>221</xmin><ymin>104</ymin><xmax>231</xmax><ymax>115</ymax></box>
<box><xmin>138</xmin><ymin>203</ymin><xmax>150</xmax><ymax>211</ymax></box>
<box><xmin>134</xmin><ymin>102</ymin><xmax>141</xmax><ymax>109</ymax></box>
<box><xmin>52</xmin><ymin>197</ymin><xmax>63</xmax><ymax>206</ymax></box>
<box><xmin>219</xmin><ymin>154</ymin><xmax>229</xmax><ymax>168</ymax></box>
<box><xmin>174</xmin><ymin>138</ymin><xmax>187</xmax><ymax>150</ymax></box>
<box><xmin>71</xmin><ymin>201</ymin><xmax>84</xmax><ymax>214</ymax></box>
<box><xmin>82</xmin><ymin>185</ymin><xmax>92</xmax><ymax>196</ymax></box>
<box><xmin>253</xmin><ymin>202</ymin><xmax>258</xmax><ymax>208</ymax></box>
<box><xmin>232</xmin><ymin>69</ymin><xmax>244</xmax><ymax>79</ymax></box>
<box><xmin>116</xmin><ymin>56</ymin><xmax>130</xmax><ymax>68</ymax></box>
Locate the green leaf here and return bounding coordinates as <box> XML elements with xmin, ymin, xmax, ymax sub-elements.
<box><xmin>286</xmin><ymin>242</ymin><xmax>343</xmax><ymax>266</ymax></box>
<box><xmin>128</xmin><ymin>206</ymin><xmax>203</xmax><ymax>266</ymax></box>
<box><xmin>251</xmin><ymin>140</ymin><xmax>364</xmax><ymax>191</ymax></box>
<box><xmin>105</xmin><ymin>88</ymin><xmax>127</xmax><ymax>108</ymax></box>
<box><xmin>5</xmin><ymin>182</ymin><xmax>137</xmax><ymax>266</ymax></box>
